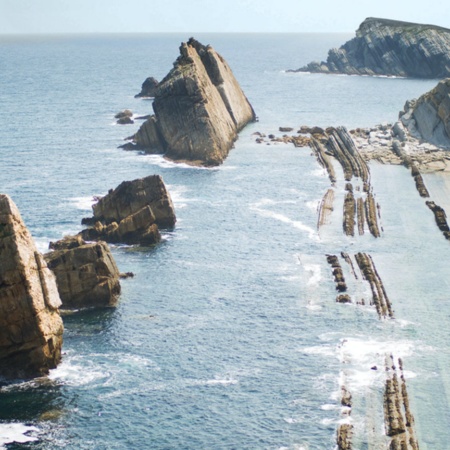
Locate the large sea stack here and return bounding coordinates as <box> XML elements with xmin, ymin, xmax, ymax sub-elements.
<box><xmin>0</xmin><ymin>194</ymin><xmax>63</xmax><ymax>380</ymax></box>
<box><xmin>400</xmin><ymin>78</ymin><xmax>450</xmax><ymax>148</ymax></box>
<box><xmin>128</xmin><ymin>38</ymin><xmax>256</xmax><ymax>166</ymax></box>
<box><xmin>293</xmin><ymin>18</ymin><xmax>450</xmax><ymax>78</ymax></box>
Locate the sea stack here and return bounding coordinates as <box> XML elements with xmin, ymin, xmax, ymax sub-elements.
<box><xmin>0</xmin><ymin>194</ymin><xmax>63</xmax><ymax>380</ymax></box>
<box><xmin>293</xmin><ymin>18</ymin><xmax>450</xmax><ymax>78</ymax></box>
<box><xmin>400</xmin><ymin>78</ymin><xmax>450</xmax><ymax>148</ymax></box>
<box><xmin>45</xmin><ymin>236</ymin><xmax>121</xmax><ymax>310</ymax></box>
<box><xmin>81</xmin><ymin>175</ymin><xmax>176</xmax><ymax>246</ymax></box>
<box><xmin>128</xmin><ymin>38</ymin><xmax>256</xmax><ymax>166</ymax></box>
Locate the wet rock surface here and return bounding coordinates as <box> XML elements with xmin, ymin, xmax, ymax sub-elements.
<box><xmin>0</xmin><ymin>194</ymin><xmax>63</xmax><ymax>380</ymax></box>
<box><xmin>291</xmin><ymin>17</ymin><xmax>450</xmax><ymax>78</ymax></box>
<box><xmin>126</xmin><ymin>38</ymin><xmax>256</xmax><ymax>166</ymax></box>
<box><xmin>45</xmin><ymin>236</ymin><xmax>121</xmax><ymax>310</ymax></box>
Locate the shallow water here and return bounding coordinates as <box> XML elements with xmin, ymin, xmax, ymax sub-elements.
<box><xmin>0</xmin><ymin>33</ymin><xmax>447</xmax><ymax>449</ymax></box>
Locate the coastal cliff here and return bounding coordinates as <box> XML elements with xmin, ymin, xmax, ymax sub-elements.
<box><xmin>128</xmin><ymin>38</ymin><xmax>256</xmax><ymax>166</ymax></box>
<box><xmin>400</xmin><ymin>78</ymin><xmax>450</xmax><ymax>148</ymax></box>
<box><xmin>293</xmin><ymin>17</ymin><xmax>450</xmax><ymax>78</ymax></box>
<box><xmin>0</xmin><ymin>194</ymin><xmax>63</xmax><ymax>380</ymax></box>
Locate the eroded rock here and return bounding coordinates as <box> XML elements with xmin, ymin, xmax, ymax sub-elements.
<box><xmin>135</xmin><ymin>77</ymin><xmax>159</xmax><ymax>98</ymax></box>
<box><xmin>81</xmin><ymin>175</ymin><xmax>175</xmax><ymax>246</ymax></box>
<box><xmin>0</xmin><ymin>194</ymin><xmax>63</xmax><ymax>380</ymax></box>
<box><xmin>45</xmin><ymin>237</ymin><xmax>121</xmax><ymax>310</ymax></box>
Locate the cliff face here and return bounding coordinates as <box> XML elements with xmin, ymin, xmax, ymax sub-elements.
<box><xmin>0</xmin><ymin>194</ymin><xmax>63</xmax><ymax>380</ymax></box>
<box><xmin>131</xmin><ymin>38</ymin><xmax>256</xmax><ymax>166</ymax></box>
<box><xmin>295</xmin><ymin>18</ymin><xmax>450</xmax><ymax>78</ymax></box>
<box><xmin>400</xmin><ymin>78</ymin><xmax>450</xmax><ymax>148</ymax></box>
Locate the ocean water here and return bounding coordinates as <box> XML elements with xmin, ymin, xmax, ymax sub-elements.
<box><xmin>0</xmin><ymin>33</ymin><xmax>447</xmax><ymax>449</ymax></box>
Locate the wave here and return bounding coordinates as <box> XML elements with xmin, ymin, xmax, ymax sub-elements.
<box><xmin>67</xmin><ymin>196</ymin><xmax>98</xmax><ymax>211</ymax></box>
<box><xmin>0</xmin><ymin>423</ymin><xmax>39</xmax><ymax>449</ymax></box>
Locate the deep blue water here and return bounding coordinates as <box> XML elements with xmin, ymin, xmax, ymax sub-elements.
<box><xmin>0</xmin><ymin>33</ymin><xmax>448</xmax><ymax>449</ymax></box>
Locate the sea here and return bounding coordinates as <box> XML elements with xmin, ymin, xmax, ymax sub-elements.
<box><xmin>0</xmin><ymin>33</ymin><xmax>448</xmax><ymax>449</ymax></box>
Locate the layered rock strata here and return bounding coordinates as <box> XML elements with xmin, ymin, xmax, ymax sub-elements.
<box><xmin>292</xmin><ymin>17</ymin><xmax>450</xmax><ymax>78</ymax></box>
<box><xmin>126</xmin><ymin>38</ymin><xmax>256</xmax><ymax>166</ymax></box>
<box><xmin>326</xmin><ymin>254</ymin><xmax>348</xmax><ymax>296</ymax></box>
<box><xmin>81</xmin><ymin>175</ymin><xmax>176</xmax><ymax>246</ymax></box>
<box><xmin>317</xmin><ymin>188</ymin><xmax>335</xmax><ymax>229</ymax></box>
<box><xmin>0</xmin><ymin>194</ymin><xmax>63</xmax><ymax>380</ymax></box>
<box><xmin>384</xmin><ymin>355</ymin><xmax>419</xmax><ymax>449</ymax></box>
<box><xmin>45</xmin><ymin>236</ymin><xmax>121</xmax><ymax>310</ymax></box>
<box><xmin>355</xmin><ymin>252</ymin><xmax>393</xmax><ymax>318</ymax></box>
<box><xmin>426</xmin><ymin>201</ymin><xmax>450</xmax><ymax>239</ymax></box>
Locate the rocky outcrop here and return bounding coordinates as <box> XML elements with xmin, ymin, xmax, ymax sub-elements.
<box><xmin>45</xmin><ymin>236</ymin><xmax>121</xmax><ymax>310</ymax></box>
<box><xmin>0</xmin><ymin>194</ymin><xmax>63</xmax><ymax>380</ymax></box>
<box><xmin>400</xmin><ymin>79</ymin><xmax>450</xmax><ymax>148</ymax></box>
<box><xmin>115</xmin><ymin>110</ymin><xmax>134</xmax><ymax>125</ymax></box>
<box><xmin>292</xmin><ymin>17</ymin><xmax>450</xmax><ymax>78</ymax></box>
<box><xmin>126</xmin><ymin>38</ymin><xmax>256</xmax><ymax>166</ymax></box>
<box><xmin>81</xmin><ymin>175</ymin><xmax>175</xmax><ymax>246</ymax></box>
<box><xmin>135</xmin><ymin>77</ymin><xmax>159</xmax><ymax>98</ymax></box>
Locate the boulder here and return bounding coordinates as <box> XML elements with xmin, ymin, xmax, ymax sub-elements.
<box><xmin>45</xmin><ymin>236</ymin><xmax>121</xmax><ymax>310</ymax></box>
<box><xmin>135</xmin><ymin>77</ymin><xmax>159</xmax><ymax>98</ymax></box>
<box><xmin>400</xmin><ymin>78</ymin><xmax>450</xmax><ymax>148</ymax></box>
<box><xmin>127</xmin><ymin>38</ymin><xmax>256</xmax><ymax>165</ymax></box>
<box><xmin>0</xmin><ymin>194</ymin><xmax>63</xmax><ymax>380</ymax></box>
<box><xmin>115</xmin><ymin>109</ymin><xmax>133</xmax><ymax>119</ymax></box>
<box><xmin>81</xmin><ymin>175</ymin><xmax>175</xmax><ymax>246</ymax></box>
<box><xmin>292</xmin><ymin>18</ymin><xmax>450</xmax><ymax>78</ymax></box>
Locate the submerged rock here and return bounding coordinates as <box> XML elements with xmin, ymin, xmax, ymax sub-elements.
<box><xmin>292</xmin><ymin>17</ymin><xmax>450</xmax><ymax>78</ymax></box>
<box><xmin>127</xmin><ymin>38</ymin><xmax>256</xmax><ymax>166</ymax></box>
<box><xmin>45</xmin><ymin>236</ymin><xmax>121</xmax><ymax>310</ymax></box>
<box><xmin>81</xmin><ymin>175</ymin><xmax>175</xmax><ymax>246</ymax></box>
<box><xmin>0</xmin><ymin>194</ymin><xmax>63</xmax><ymax>380</ymax></box>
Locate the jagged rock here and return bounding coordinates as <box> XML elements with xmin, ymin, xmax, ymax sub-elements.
<box><xmin>134</xmin><ymin>77</ymin><xmax>159</xmax><ymax>98</ymax></box>
<box><xmin>81</xmin><ymin>175</ymin><xmax>175</xmax><ymax>246</ymax></box>
<box><xmin>292</xmin><ymin>18</ymin><xmax>450</xmax><ymax>78</ymax></box>
<box><xmin>400</xmin><ymin>78</ymin><xmax>450</xmax><ymax>148</ymax></box>
<box><xmin>45</xmin><ymin>237</ymin><xmax>121</xmax><ymax>310</ymax></box>
<box><xmin>0</xmin><ymin>194</ymin><xmax>63</xmax><ymax>380</ymax></box>
<box><xmin>127</xmin><ymin>38</ymin><xmax>256</xmax><ymax>166</ymax></box>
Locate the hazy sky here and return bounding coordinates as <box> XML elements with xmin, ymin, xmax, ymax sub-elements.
<box><xmin>1</xmin><ymin>0</ymin><xmax>449</xmax><ymax>34</ymax></box>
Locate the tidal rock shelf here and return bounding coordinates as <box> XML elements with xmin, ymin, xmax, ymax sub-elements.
<box><xmin>291</xmin><ymin>17</ymin><xmax>450</xmax><ymax>79</ymax></box>
<box><xmin>317</xmin><ymin>188</ymin><xmax>335</xmax><ymax>229</ymax></box>
<box><xmin>384</xmin><ymin>355</ymin><xmax>419</xmax><ymax>449</ymax></box>
<box><xmin>326</xmin><ymin>254</ymin><xmax>348</xmax><ymax>296</ymax></box>
<box><xmin>124</xmin><ymin>38</ymin><xmax>256</xmax><ymax>166</ymax></box>
<box><xmin>355</xmin><ymin>252</ymin><xmax>393</xmax><ymax>319</ymax></box>
<box><xmin>0</xmin><ymin>194</ymin><xmax>63</xmax><ymax>380</ymax></box>
<box><xmin>337</xmin><ymin>385</ymin><xmax>353</xmax><ymax>450</ymax></box>
<box><xmin>426</xmin><ymin>201</ymin><xmax>450</xmax><ymax>240</ymax></box>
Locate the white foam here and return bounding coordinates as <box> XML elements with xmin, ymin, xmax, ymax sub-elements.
<box><xmin>0</xmin><ymin>423</ymin><xmax>39</xmax><ymax>448</ymax></box>
<box><xmin>303</xmin><ymin>263</ymin><xmax>322</xmax><ymax>286</ymax></box>
<box><xmin>250</xmin><ymin>200</ymin><xmax>319</xmax><ymax>241</ymax></box>
<box><xmin>321</xmin><ymin>403</ymin><xmax>338</xmax><ymax>411</ymax></box>
<box><xmin>166</xmin><ymin>184</ymin><xmax>189</xmax><ymax>209</ymax></box>
<box><xmin>68</xmin><ymin>196</ymin><xmax>98</xmax><ymax>211</ymax></box>
<box><xmin>205</xmin><ymin>377</ymin><xmax>238</xmax><ymax>386</ymax></box>
<box><xmin>48</xmin><ymin>358</ymin><xmax>109</xmax><ymax>386</ymax></box>
<box><xmin>305</xmin><ymin>200</ymin><xmax>320</xmax><ymax>212</ymax></box>
<box><xmin>301</xmin><ymin>345</ymin><xmax>335</xmax><ymax>358</ymax></box>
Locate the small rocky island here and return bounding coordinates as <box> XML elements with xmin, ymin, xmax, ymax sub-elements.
<box><xmin>0</xmin><ymin>194</ymin><xmax>63</xmax><ymax>380</ymax></box>
<box><xmin>81</xmin><ymin>175</ymin><xmax>176</xmax><ymax>246</ymax></box>
<box><xmin>125</xmin><ymin>38</ymin><xmax>256</xmax><ymax>166</ymax></box>
<box><xmin>291</xmin><ymin>17</ymin><xmax>450</xmax><ymax>78</ymax></box>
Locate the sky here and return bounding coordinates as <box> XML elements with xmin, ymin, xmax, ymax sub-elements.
<box><xmin>0</xmin><ymin>0</ymin><xmax>449</xmax><ymax>34</ymax></box>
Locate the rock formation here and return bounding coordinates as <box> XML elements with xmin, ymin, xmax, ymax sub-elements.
<box><xmin>135</xmin><ymin>77</ymin><xmax>159</xmax><ymax>98</ymax></box>
<box><xmin>125</xmin><ymin>38</ymin><xmax>256</xmax><ymax>166</ymax></box>
<box><xmin>0</xmin><ymin>194</ymin><xmax>63</xmax><ymax>380</ymax></box>
<box><xmin>292</xmin><ymin>18</ymin><xmax>450</xmax><ymax>78</ymax></box>
<box><xmin>45</xmin><ymin>236</ymin><xmax>121</xmax><ymax>310</ymax></box>
<box><xmin>400</xmin><ymin>79</ymin><xmax>450</xmax><ymax>148</ymax></box>
<box><xmin>115</xmin><ymin>110</ymin><xmax>134</xmax><ymax>125</ymax></box>
<box><xmin>81</xmin><ymin>175</ymin><xmax>176</xmax><ymax>246</ymax></box>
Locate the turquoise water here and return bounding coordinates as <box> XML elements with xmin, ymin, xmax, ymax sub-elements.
<box><xmin>0</xmin><ymin>33</ymin><xmax>447</xmax><ymax>449</ymax></box>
